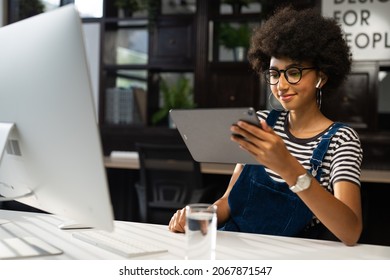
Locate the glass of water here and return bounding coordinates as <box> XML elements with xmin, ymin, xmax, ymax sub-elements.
<box><xmin>185</xmin><ymin>203</ymin><xmax>217</xmax><ymax>260</ymax></box>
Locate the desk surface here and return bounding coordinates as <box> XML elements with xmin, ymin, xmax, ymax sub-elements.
<box><xmin>104</xmin><ymin>155</ymin><xmax>235</xmax><ymax>175</ymax></box>
<box><xmin>104</xmin><ymin>155</ymin><xmax>390</xmax><ymax>183</ymax></box>
<box><xmin>1</xmin><ymin>209</ymin><xmax>389</xmax><ymax>260</ymax></box>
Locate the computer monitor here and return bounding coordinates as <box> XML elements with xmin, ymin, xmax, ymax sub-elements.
<box><xmin>0</xmin><ymin>5</ymin><xmax>114</xmax><ymax>231</ymax></box>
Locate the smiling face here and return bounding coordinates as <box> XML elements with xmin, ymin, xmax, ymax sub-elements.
<box><xmin>269</xmin><ymin>57</ymin><xmax>322</xmax><ymax>112</ymax></box>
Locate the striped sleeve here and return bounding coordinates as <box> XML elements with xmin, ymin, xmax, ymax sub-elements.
<box><xmin>328</xmin><ymin>126</ymin><xmax>363</xmax><ymax>187</ymax></box>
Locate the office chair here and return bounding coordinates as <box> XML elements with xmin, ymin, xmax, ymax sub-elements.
<box><xmin>135</xmin><ymin>143</ymin><xmax>210</xmax><ymax>225</ymax></box>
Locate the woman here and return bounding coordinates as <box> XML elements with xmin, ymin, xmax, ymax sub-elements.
<box><xmin>169</xmin><ymin>6</ymin><xmax>363</xmax><ymax>246</ymax></box>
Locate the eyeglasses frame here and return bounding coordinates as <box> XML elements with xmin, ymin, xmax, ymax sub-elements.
<box><xmin>263</xmin><ymin>66</ymin><xmax>317</xmax><ymax>85</ymax></box>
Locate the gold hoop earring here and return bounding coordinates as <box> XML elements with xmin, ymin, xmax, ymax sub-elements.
<box><xmin>316</xmin><ymin>88</ymin><xmax>322</xmax><ymax>109</ymax></box>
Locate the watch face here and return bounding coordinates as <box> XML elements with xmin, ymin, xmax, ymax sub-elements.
<box><xmin>290</xmin><ymin>172</ymin><xmax>312</xmax><ymax>193</ymax></box>
<box><xmin>300</xmin><ymin>173</ymin><xmax>311</xmax><ymax>186</ymax></box>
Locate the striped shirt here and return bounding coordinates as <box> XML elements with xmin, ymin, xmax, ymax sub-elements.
<box><xmin>257</xmin><ymin>110</ymin><xmax>363</xmax><ymax>193</ymax></box>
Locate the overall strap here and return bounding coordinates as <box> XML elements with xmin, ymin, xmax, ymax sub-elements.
<box><xmin>309</xmin><ymin>122</ymin><xmax>345</xmax><ymax>180</ymax></box>
<box><xmin>265</xmin><ymin>110</ymin><xmax>282</xmax><ymax>128</ymax></box>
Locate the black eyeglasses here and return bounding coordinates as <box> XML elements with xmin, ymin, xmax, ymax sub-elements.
<box><xmin>263</xmin><ymin>66</ymin><xmax>317</xmax><ymax>85</ymax></box>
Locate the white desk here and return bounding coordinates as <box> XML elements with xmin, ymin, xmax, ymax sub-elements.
<box><xmin>1</xmin><ymin>209</ymin><xmax>389</xmax><ymax>260</ymax></box>
<box><xmin>104</xmin><ymin>155</ymin><xmax>390</xmax><ymax>183</ymax></box>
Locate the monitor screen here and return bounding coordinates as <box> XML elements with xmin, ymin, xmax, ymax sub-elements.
<box><xmin>0</xmin><ymin>5</ymin><xmax>114</xmax><ymax>231</ymax></box>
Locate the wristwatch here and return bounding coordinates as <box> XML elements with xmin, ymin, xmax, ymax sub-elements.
<box><xmin>289</xmin><ymin>171</ymin><xmax>313</xmax><ymax>193</ymax></box>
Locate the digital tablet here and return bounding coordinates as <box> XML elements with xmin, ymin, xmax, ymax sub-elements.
<box><xmin>169</xmin><ymin>107</ymin><xmax>261</xmax><ymax>165</ymax></box>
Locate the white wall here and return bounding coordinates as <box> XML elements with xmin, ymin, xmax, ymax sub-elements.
<box><xmin>322</xmin><ymin>1</ymin><xmax>390</xmax><ymax>61</ymax></box>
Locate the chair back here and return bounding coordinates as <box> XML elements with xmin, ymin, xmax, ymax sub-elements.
<box><xmin>135</xmin><ymin>143</ymin><xmax>203</xmax><ymax>224</ymax></box>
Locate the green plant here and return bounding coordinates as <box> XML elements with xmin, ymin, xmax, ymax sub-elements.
<box><xmin>152</xmin><ymin>76</ymin><xmax>196</xmax><ymax>125</ymax></box>
<box><xmin>114</xmin><ymin>0</ymin><xmax>158</xmax><ymax>27</ymax></box>
<box><xmin>114</xmin><ymin>0</ymin><xmax>148</xmax><ymax>16</ymax></box>
<box><xmin>219</xmin><ymin>23</ymin><xmax>251</xmax><ymax>49</ymax></box>
<box><xmin>18</xmin><ymin>0</ymin><xmax>45</xmax><ymax>20</ymax></box>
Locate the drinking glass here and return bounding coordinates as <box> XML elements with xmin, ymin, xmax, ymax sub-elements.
<box><xmin>185</xmin><ymin>203</ymin><xmax>217</xmax><ymax>260</ymax></box>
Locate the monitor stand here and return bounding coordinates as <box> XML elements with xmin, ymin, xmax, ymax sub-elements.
<box><xmin>0</xmin><ymin>123</ymin><xmax>66</xmax><ymax>258</ymax></box>
<box><xmin>0</xmin><ymin>123</ymin><xmax>14</xmax><ymax>160</ymax></box>
<box><xmin>0</xmin><ymin>123</ymin><xmax>34</xmax><ymax>202</ymax></box>
<box><xmin>57</xmin><ymin>220</ymin><xmax>93</xmax><ymax>230</ymax></box>
<box><xmin>1</xmin><ymin>123</ymin><xmax>92</xmax><ymax>232</ymax></box>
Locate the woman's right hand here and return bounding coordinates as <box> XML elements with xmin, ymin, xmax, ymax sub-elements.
<box><xmin>168</xmin><ymin>207</ymin><xmax>186</xmax><ymax>233</ymax></box>
<box><xmin>168</xmin><ymin>164</ymin><xmax>243</xmax><ymax>233</ymax></box>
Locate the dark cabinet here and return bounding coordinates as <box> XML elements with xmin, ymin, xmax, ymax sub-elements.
<box><xmin>6</xmin><ymin>0</ymin><xmax>383</xmax><ymax>152</ymax></box>
<box><xmin>322</xmin><ymin>62</ymin><xmax>378</xmax><ymax>131</ymax></box>
<box><xmin>149</xmin><ymin>16</ymin><xmax>196</xmax><ymax>68</ymax></box>
<box><xmin>97</xmin><ymin>1</ymin><xmax>326</xmax><ymax>154</ymax></box>
<box><xmin>99</xmin><ymin>0</ymin><xmax>272</xmax><ymax>153</ymax></box>
<box><xmin>207</xmin><ymin>64</ymin><xmax>260</xmax><ymax>108</ymax></box>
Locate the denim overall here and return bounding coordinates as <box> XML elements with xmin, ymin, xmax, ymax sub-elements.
<box><xmin>221</xmin><ymin>110</ymin><xmax>345</xmax><ymax>237</ymax></box>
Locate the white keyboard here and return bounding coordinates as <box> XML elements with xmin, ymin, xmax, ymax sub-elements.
<box><xmin>72</xmin><ymin>230</ymin><xmax>168</xmax><ymax>258</ymax></box>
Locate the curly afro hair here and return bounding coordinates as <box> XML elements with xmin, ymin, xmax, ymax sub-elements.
<box><xmin>247</xmin><ymin>6</ymin><xmax>352</xmax><ymax>91</ymax></box>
